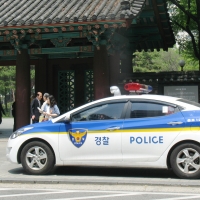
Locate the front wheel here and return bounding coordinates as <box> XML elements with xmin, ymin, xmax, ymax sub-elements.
<box><xmin>21</xmin><ymin>141</ymin><xmax>55</xmax><ymax>175</ymax></box>
<box><xmin>170</xmin><ymin>143</ymin><xmax>200</xmax><ymax>179</ymax></box>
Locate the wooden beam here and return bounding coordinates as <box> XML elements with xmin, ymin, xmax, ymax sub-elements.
<box><xmin>48</xmin><ymin>52</ymin><xmax>94</xmax><ymax>59</ymax></box>
<box><xmin>29</xmin><ymin>46</ymin><xmax>94</xmax><ymax>54</ymax></box>
<box><xmin>26</xmin><ymin>32</ymin><xmax>85</xmax><ymax>40</ymax></box>
<box><xmin>0</xmin><ymin>46</ymin><xmax>95</xmax><ymax>56</ymax></box>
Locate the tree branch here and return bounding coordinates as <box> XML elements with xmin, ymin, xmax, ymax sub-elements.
<box><xmin>173</xmin><ymin>20</ymin><xmax>200</xmax><ymax>59</ymax></box>
<box><xmin>167</xmin><ymin>0</ymin><xmax>199</xmax><ymax>23</ymax></box>
<box><xmin>196</xmin><ymin>0</ymin><xmax>200</xmax><ymax>19</ymax></box>
<box><xmin>186</xmin><ymin>0</ymin><xmax>191</xmax><ymax>26</ymax></box>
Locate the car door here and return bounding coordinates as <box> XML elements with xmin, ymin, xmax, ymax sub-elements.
<box><xmin>59</xmin><ymin>100</ymin><xmax>128</xmax><ymax>163</ymax></box>
<box><xmin>122</xmin><ymin>100</ymin><xmax>186</xmax><ymax>162</ymax></box>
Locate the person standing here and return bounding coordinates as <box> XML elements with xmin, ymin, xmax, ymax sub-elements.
<box><xmin>12</xmin><ymin>101</ymin><xmax>16</xmax><ymax>131</ymax></box>
<box><xmin>31</xmin><ymin>92</ymin><xmax>42</xmax><ymax>124</ymax></box>
<box><xmin>43</xmin><ymin>95</ymin><xmax>60</xmax><ymax>120</ymax></box>
<box><xmin>0</xmin><ymin>101</ymin><xmax>5</xmax><ymax>125</ymax></box>
<box><xmin>39</xmin><ymin>93</ymin><xmax>49</xmax><ymax>122</ymax></box>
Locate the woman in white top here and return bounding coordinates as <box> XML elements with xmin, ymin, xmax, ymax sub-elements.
<box><xmin>43</xmin><ymin>95</ymin><xmax>60</xmax><ymax>120</ymax></box>
<box><xmin>41</xmin><ymin>93</ymin><xmax>49</xmax><ymax>111</ymax></box>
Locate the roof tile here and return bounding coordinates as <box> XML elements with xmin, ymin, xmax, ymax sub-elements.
<box><xmin>0</xmin><ymin>0</ymin><xmax>146</xmax><ymax>27</ymax></box>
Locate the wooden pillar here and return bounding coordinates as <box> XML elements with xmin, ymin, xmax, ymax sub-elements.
<box><xmin>109</xmin><ymin>53</ymin><xmax>120</xmax><ymax>86</ymax></box>
<box><xmin>35</xmin><ymin>56</ymin><xmax>48</xmax><ymax>95</ymax></box>
<box><xmin>93</xmin><ymin>46</ymin><xmax>110</xmax><ymax>100</ymax></box>
<box><xmin>16</xmin><ymin>50</ymin><xmax>30</xmax><ymax>129</ymax></box>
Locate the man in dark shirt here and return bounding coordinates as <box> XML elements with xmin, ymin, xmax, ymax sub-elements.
<box><xmin>12</xmin><ymin>101</ymin><xmax>16</xmax><ymax>132</ymax></box>
<box><xmin>30</xmin><ymin>92</ymin><xmax>42</xmax><ymax>124</ymax></box>
<box><xmin>0</xmin><ymin>101</ymin><xmax>5</xmax><ymax>124</ymax></box>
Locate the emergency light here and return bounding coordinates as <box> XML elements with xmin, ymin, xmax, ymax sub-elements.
<box><xmin>124</xmin><ymin>83</ymin><xmax>152</xmax><ymax>94</ymax></box>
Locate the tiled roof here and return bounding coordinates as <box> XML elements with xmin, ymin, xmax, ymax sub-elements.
<box><xmin>0</xmin><ymin>0</ymin><xmax>146</xmax><ymax>27</ymax></box>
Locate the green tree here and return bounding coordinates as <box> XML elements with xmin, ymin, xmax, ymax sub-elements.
<box><xmin>166</xmin><ymin>0</ymin><xmax>200</xmax><ymax>67</ymax></box>
<box><xmin>133</xmin><ymin>48</ymin><xmax>187</xmax><ymax>72</ymax></box>
<box><xmin>0</xmin><ymin>65</ymin><xmax>35</xmax><ymax>114</ymax></box>
<box><xmin>0</xmin><ymin>66</ymin><xmax>16</xmax><ymax>111</ymax></box>
<box><xmin>133</xmin><ymin>50</ymin><xmax>161</xmax><ymax>72</ymax></box>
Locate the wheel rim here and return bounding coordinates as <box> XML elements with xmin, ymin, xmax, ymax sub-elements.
<box><xmin>25</xmin><ymin>146</ymin><xmax>48</xmax><ymax>171</ymax></box>
<box><xmin>176</xmin><ymin>148</ymin><xmax>200</xmax><ymax>174</ymax></box>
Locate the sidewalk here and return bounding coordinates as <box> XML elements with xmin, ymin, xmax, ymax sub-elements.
<box><xmin>0</xmin><ymin>118</ymin><xmax>13</xmax><ymax>140</ymax></box>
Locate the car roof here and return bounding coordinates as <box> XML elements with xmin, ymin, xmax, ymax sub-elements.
<box><xmin>103</xmin><ymin>94</ymin><xmax>180</xmax><ymax>101</ymax></box>
<box><xmin>70</xmin><ymin>94</ymin><xmax>181</xmax><ymax>110</ymax></box>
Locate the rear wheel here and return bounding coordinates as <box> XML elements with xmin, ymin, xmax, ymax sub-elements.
<box><xmin>170</xmin><ymin>143</ymin><xmax>200</xmax><ymax>179</ymax></box>
<box><xmin>21</xmin><ymin>141</ymin><xmax>54</xmax><ymax>175</ymax></box>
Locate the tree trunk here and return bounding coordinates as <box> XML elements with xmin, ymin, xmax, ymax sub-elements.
<box><xmin>195</xmin><ymin>0</ymin><xmax>200</xmax><ymax>69</ymax></box>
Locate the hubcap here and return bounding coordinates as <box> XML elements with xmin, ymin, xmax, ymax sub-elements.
<box><xmin>25</xmin><ymin>146</ymin><xmax>47</xmax><ymax>171</ymax></box>
<box><xmin>176</xmin><ymin>148</ymin><xmax>200</xmax><ymax>174</ymax></box>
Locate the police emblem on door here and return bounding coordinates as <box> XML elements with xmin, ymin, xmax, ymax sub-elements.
<box><xmin>69</xmin><ymin>129</ymin><xmax>87</xmax><ymax>148</ymax></box>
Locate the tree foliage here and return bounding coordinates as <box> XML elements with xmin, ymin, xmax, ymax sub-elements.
<box><xmin>166</xmin><ymin>0</ymin><xmax>200</xmax><ymax>65</ymax></box>
<box><xmin>0</xmin><ymin>65</ymin><xmax>35</xmax><ymax>112</ymax></box>
<box><xmin>0</xmin><ymin>66</ymin><xmax>15</xmax><ymax>111</ymax></box>
<box><xmin>0</xmin><ymin>66</ymin><xmax>15</xmax><ymax>93</ymax></box>
<box><xmin>133</xmin><ymin>48</ymin><xmax>198</xmax><ymax>72</ymax></box>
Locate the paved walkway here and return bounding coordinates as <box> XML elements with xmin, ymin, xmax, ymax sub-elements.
<box><xmin>1</xmin><ymin>119</ymin><xmax>200</xmax><ymax>186</ymax></box>
<box><xmin>0</xmin><ymin>118</ymin><xmax>13</xmax><ymax>140</ymax></box>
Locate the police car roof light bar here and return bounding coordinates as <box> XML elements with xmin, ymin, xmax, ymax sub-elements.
<box><xmin>124</xmin><ymin>83</ymin><xmax>153</xmax><ymax>94</ymax></box>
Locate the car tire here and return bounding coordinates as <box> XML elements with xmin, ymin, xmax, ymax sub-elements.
<box><xmin>21</xmin><ymin>141</ymin><xmax>55</xmax><ymax>175</ymax></box>
<box><xmin>170</xmin><ymin>143</ymin><xmax>200</xmax><ymax>179</ymax></box>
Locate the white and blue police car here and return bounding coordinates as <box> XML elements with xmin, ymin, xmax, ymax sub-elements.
<box><xmin>6</xmin><ymin>83</ymin><xmax>200</xmax><ymax>179</ymax></box>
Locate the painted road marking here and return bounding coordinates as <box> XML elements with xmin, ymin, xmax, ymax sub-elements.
<box><xmin>154</xmin><ymin>195</ymin><xmax>200</xmax><ymax>200</ymax></box>
<box><xmin>1</xmin><ymin>188</ymin><xmax>200</xmax><ymax>200</ymax></box>
<box><xmin>46</xmin><ymin>193</ymin><xmax>142</xmax><ymax>200</ymax></box>
<box><xmin>0</xmin><ymin>191</ymin><xmax>76</xmax><ymax>198</ymax></box>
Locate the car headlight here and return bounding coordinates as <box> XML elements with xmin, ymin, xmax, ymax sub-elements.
<box><xmin>10</xmin><ymin>127</ymin><xmax>34</xmax><ymax>139</ymax></box>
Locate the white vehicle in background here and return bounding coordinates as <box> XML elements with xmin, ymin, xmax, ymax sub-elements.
<box><xmin>6</xmin><ymin>83</ymin><xmax>200</xmax><ymax>179</ymax></box>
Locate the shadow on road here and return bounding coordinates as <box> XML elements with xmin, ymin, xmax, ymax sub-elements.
<box><xmin>8</xmin><ymin>166</ymin><xmax>177</xmax><ymax>179</ymax></box>
<box><xmin>8</xmin><ymin>167</ymin><xmax>24</xmax><ymax>174</ymax></box>
<box><xmin>54</xmin><ymin>166</ymin><xmax>177</xmax><ymax>179</ymax></box>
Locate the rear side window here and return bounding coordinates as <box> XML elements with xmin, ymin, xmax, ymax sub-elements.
<box><xmin>177</xmin><ymin>99</ymin><xmax>200</xmax><ymax>108</ymax></box>
<box><xmin>129</xmin><ymin>102</ymin><xmax>177</xmax><ymax>118</ymax></box>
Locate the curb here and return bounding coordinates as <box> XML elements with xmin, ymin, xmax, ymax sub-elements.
<box><xmin>1</xmin><ymin>178</ymin><xmax>200</xmax><ymax>187</ymax></box>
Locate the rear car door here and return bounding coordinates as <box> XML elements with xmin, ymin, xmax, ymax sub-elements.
<box><xmin>59</xmin><ymin>100</ymin><xmax>128</xmax><ymax>162</ymax></box>
<box><xmin>122</xmin><ymin>100</ymin><xmax>186</xmax><ymax>162</ymax></box>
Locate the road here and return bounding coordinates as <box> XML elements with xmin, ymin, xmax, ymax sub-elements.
<box><xmin>1</xmin><ymin>183</ymin><xmax>200</xmax><ymax>200</ymax></box>
<box><xmin>1</xmin><ymin>118</ymin><xmax>200</xmax><ymax>200</ymax></box>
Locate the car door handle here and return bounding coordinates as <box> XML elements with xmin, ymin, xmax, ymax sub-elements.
<box><xmin>106</xmin><ymin>127</ymin><xmax>121</xmax><ymax>131</ymax></box>
<box><xmin>167</xmin><ymin>121</ymin><xmax>183</xmax><ymax>125</ymax></box>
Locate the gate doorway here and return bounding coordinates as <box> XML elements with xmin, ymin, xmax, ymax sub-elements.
<box><xmin>58</xmin><ymin>66</ymin><xmax>94</xmax><ymax>115</ymax></box>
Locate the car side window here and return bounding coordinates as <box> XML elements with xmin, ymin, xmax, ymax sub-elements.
<box><xmin>71</xmin><ymin>103</ymin><xmax>125</xmax><ymax>121</ymax></box>
<box><xmin>129</xmin><ymin>102</ymin><xmax>177</xmax><ymax>118</ymax></box>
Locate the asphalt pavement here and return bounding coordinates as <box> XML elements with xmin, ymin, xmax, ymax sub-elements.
<box><xmin>0</xmin><ymin>118</ymin><xmax>13</xmax><ymax>140</ymax></box>
<box><xmin>1</xmin><ymin>118</ymin><xmax>200</xmax><ymax>186</ymax></box>
<box><xmin>2</xmin><ymin>187</ymin><xmax>200</xmax><ymax>200</ymax></box>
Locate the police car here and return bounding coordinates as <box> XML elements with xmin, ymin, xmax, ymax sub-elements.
<box><xmin>6</xmin><ymin>83</ymin><xmax>200</xmax><ymax>179</ymax></box>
